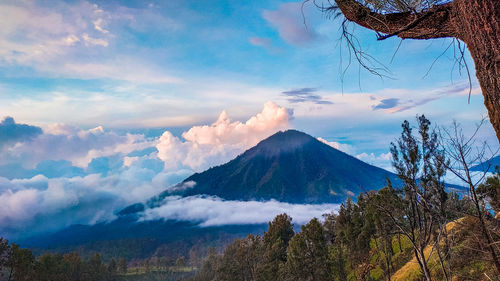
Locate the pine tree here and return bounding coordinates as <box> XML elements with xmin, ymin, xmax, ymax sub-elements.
<box><xmin>388</xmin><ymin>115</ymin><xmax>448</xmax><ymax>281</ymax></box>
<box><xmin>478</xmin><ymin>170</ymin><xmax>500</xmax><ymax>215</ymax></box>
<box><xmin>284</xmin><ymin>218</ymin><xmax>330</xmax><ymax>281</ymax></box>
<box><xmin>259</xmin><ymin>213</ymin><xmax>294</xmax><ymax>281</ymax></box>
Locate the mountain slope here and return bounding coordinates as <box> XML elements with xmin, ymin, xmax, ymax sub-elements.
<box><xmin>470</xmin><ymin>155</ymin><xmax>500</xmax><ymax>172</ymax></box>
<box><xmin>21</xmin><ymin>130</ymin><xmax>399</xmax><ymax>257</ymax></box>
<box><xmin>172</xmin><ymin>130</ymin><xmax>398</xmax><ymax>203</ymax></box>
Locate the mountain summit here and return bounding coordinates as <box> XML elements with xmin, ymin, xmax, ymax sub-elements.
<box><xmin>175</xmin><ymin>130</ymin><xmax>396</xmax><ymax>203</ymax></box>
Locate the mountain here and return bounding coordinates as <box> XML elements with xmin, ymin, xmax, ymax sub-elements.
<box><xmin>470</xmin><ymin>155</ymin><xmax>500</xmax><ymax>172</ymax></box>
<box><xmin>163</xmin><ymin>129</ymin><xmax>398</xmax><ymax>204</ymax></box>
<box><xmin>20</xmin><ymin>129</ymin><xmax>400</xmax><ymax>258</ymax></box>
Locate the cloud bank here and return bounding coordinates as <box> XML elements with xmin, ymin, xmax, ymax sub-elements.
<box><xmin>0</xmin><ymin>117</ymin><xmax>42</xmax><ymax>148</ymax></box>
<box><xmin>141</xmin><ymin>195</ymin><xmax>339</xmax><ymax>226</ymax></box>
<box><xmin>0</xmin><ymin>102</ymin><xmax>295</xmax><ymax>239</ymax></box>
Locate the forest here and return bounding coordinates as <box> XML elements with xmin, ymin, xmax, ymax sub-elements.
<box><xmin>0</xmin><ymin>115</ymin><xmax>499</xmax><ymax>281</ymax></box>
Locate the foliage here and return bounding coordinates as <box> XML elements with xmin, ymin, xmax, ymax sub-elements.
<box><xmin>283</xmin><ymin>218</ymin><xmax>330</xmax><ymax>281</ymax></box>
<box><xmin>259</xmin><ymin>213</ymin><xmax>294</xmax><ymax>281</ymax></box>
<box><xmin>478</xmin><ymin>170</ymin><xmax>500</xmax><ymax>214</ymax></box>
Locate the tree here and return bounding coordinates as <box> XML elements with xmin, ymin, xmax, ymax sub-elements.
<box><xmin>360</xmin><ymin>190</ymin><xmax>397</xmax><ymax>281</ymax></box>
<box><xmin>322</xmin><ymin>212</ymin><xmax>349</xmax><ymax>281</ymax></box>
<box><xmin>63</xmin><ymin>252</ymin><xmax>83</xmax><ymax>281</ymax></box>
<box><xmin>386</xmin><ymin>115</ymin><xmax>449</xmax><ymax>281</ymax></box>
<box><xmin>107</xmin><ymin>258</ymin><xmax>117</xmax><ymax>277</ymax></box>
<box><xmin>478</xmin><ymin>169</ymin><xmax>500</xmax><ymax>215</ymax></box>
<box><xmin>87</xmin><ymin>253</ymin><xmax>106</xmax><ymax>281</ymax></box>
<box><xmin>332</xmin><ymin>196</ymin><xmax>376</xmax><ymax>279</ymax></box>
<box><xmin>35</xmin><ymin>253</ymin><xmax>66</xmax><ymax>281</ymax></box>
<box><xmin>0</xmin><ymin>238</ymin><xmax>9</xmax><ymax>278</ymax></box>
<box><xmin>118</xmin><ymin>258</ymin><xmax>127</xmax><ymax>275</ymax></box>
<box><xmin>215</xmin><ymin>235</ymin><xmax>263</xmax><ymax>281</ymax></box>
<box><xmin>6</xmin><ymin>243</ymin><xmax>35</xmax><ymax>281</ymax></box>
<box><xmin>259</xmin><ymin>213</ymin><xmax>294</xmax><ymax>281</ymax></box>
<box><xmin>329</xmin><ymin>0</ymin><xmax>500</xmax><ymax>143</ymax></box>
<box><xmin>192</xmin><ymin>247</ymin><xmax>219</xmax><ymax>281</ymax></box>
<box><xmin>284</xmin><ymin>218</ymin><xmax>330</xmax><ymax>281</ymax></box>
<box><xmin>440</xmin><ymin>120</ymin><xmax>500</xmax><ymax>274</ymax></box>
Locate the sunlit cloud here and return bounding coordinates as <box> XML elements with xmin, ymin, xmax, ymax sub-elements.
<box><xmin>317</xmin><ymin>137</ymin><xmax>354</xmax><ymax>155</ymax></box>
<box><xmin>156</xmin><ymin>101</ymin><xmax>292</xmax><ymax>171</ymax></box>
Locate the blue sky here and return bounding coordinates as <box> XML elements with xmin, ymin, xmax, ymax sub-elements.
<box><xmin>0</xmin><ymin>0</ymin><xmax>496</xmax><ymax>238</ymax></box>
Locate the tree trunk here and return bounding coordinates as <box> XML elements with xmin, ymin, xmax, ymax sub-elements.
<box><xmin>453</xmin><ymin>0</ymin><xmax>500</xmax><ymax>142</ymax></box>
<box><xmin>414</xmin><ymin>247</ymin><xmax>432</xmax><ymax>281</ymax></box>
<box><xmin>334</xmin><ymin>0</ymin><xmax>500</xmax><ymax>143</ymax></box>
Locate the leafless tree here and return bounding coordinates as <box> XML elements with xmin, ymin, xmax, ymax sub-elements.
<box><xmin>439</xmin><ymin>119</ymin><xmax>500</xmax><ymax>274</ymax></box>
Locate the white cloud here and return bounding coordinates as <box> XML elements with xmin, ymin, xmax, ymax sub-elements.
<box><xmin>286</xmin><ymin>82</ymin><xmax>482</xmax><ymax>120</ymax></box>
<box><xmin>64</xmin><ymin>34</ymin><xmax>80</xmax><ymax>46</ymax></box>
<box><xmin>356</xmin><ymin>152</ymin><xmax>393</xmax><ymax>171</ymax></box>
<box><xmin>0</xmin><ymin>1</ymin><xmax>181</xmax><ymax>84</ymax></box>
<box><xmin>0</xmin><ymin>174</ymin><xmax>119</xmax><ymax>237</ymax></box>
<box><xmin>141</xmin><ymin>195</ymin><xmax>339</xmax><ymax>226</ymax></box>
<box><xmin>62</xmin><ymin>61</ymin><xmax>182</xmax><ymax>83</ymax></box>
<box><xmin>1</xmin><ymin>124</ymin><xmax>153</xmax><ymax>168</ymax></box>
<box><xmin>82</xmin><ymin>33</ymin><xmax>108</xmax><ymax>47</ymax></box>
<box><xmin>0</xmin><ymin>1</ymin><xmax>109</xmax><ymax>64</ymax></box>
<box><xmin>156</xmin><ymin>101</ymin><xmax>292</xmax><ymax>171</ymax></box>
<box><xmin>0</xmin><ymin>161</ymin><xmax>192</xmax><ymax>238</ymax></box>
<box><xmin>93</xmin><ymin>18</ymin><xmax>109</xmax><ymax>34</ymax></box>
<box><xmin>356</xmin><ymin>152</ymin><xmax>392</xmax><ymax>161</ymax></box>
<box><xmin>317</xmin><ymin>137</ymin><xmax>354</xmax><ymax>155</ymax></box>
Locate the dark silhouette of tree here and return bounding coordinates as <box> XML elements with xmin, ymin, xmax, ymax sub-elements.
<box><xmin>326</xmin><ymin>0</ymin><xmax>500</xmax><ymax>143</ymax></box>
<box><xmin>284</xmin><ymin>218</ymin><xmax>330</xmax><ymax>281</ymax></box>
<box><xmin>259</xmin><ymin>213</ymin><xmax>294</xmax><ymax>281</ymax></box>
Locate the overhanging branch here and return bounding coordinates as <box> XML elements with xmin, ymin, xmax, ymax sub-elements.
<box><xmin>334</xmin><ymin>0</ymin><xmax>456</xmax><ymax>40</ymax></box>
